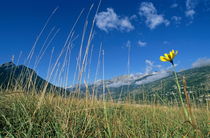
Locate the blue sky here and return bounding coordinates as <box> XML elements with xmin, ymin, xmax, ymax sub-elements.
<box><xmin>0</xmin><ymin>0</ymin><xmax>210</xmax><ymax>86</ymax></box>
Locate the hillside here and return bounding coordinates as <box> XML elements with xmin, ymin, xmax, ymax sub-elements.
<box><xmin>69</xmin><ymin>65</ymin><xmax>210</xmax><ymax>102</ymax></box>
<box><xmin>68</xmin><ymin>71</ymin><xmax>171</xmax><ymax>95</ymax></box>
<box><xmin>2</xmin><ymin>62</ymin><xmax>209</xmax><ymax>101</ymax></box>
<box><xmin>0</xmin><ymin>62</ymin><xmax>65</xmax><ymax>94</ymax></box>
<box><xmin>116</xmin><ymin>66</ymin><xmax>210</xmax><ymax>102</ymax></box>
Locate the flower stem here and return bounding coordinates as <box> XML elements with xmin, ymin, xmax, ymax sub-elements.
<box><xmin>172</xmin><ymin>65</ymin><xmax>190</xmax><ymax>120</ymax></box>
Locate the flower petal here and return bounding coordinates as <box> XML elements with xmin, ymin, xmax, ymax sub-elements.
<box><xmin>165</xmin><ymin>53</ymin><xmax>172</xmax><ymax>61</ymax></box>
<box><xmin>160</xmin><ymin>56</ymin><xmax>168</xmax><ymax>62</ymax></box>
<box><xmin>171</xmin><ymin>50</ymin><xmax>175</xmax><ymax>56</ymax></box>
<box><xmin>170</xmin><ymin>51</ymin><xmax>175</xmax><ymax>59</ymax></box>
<box><xmin>164</xmin><ymin>53</ymin><xmax>170</xmax><ymax>61</ymax></box>
<box><xmin>172</xmin><ymin>50</ymin><xmax>175</xmax><ymax>54</ymax></box>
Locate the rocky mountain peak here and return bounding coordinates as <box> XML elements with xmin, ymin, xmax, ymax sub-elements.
<box><xmin>0</xmin><ymin>62</ymin><xmax>16</xmax><ymax>69</ymax></box>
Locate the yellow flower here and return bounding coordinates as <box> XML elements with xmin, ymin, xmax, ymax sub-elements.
<box><xmin>160</xmin><ymin>50</ymin><xmax>178</xmax><ymax>65</ymax></box>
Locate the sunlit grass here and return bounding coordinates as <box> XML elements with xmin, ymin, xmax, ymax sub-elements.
<box><xmin>0</xmin><ymin>93</ymin><xmax>209</xmax><ymax>137</ymax></box>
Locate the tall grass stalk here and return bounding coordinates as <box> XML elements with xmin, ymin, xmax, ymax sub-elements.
<box><xmin>172</xmin><ymin>65</ymin><xmax>190</xmax><ymax>121</ymax></box>
<box><xmin>183</xmin><ymin>76</ymin><xmax>197</xmax><ymax>129</ymax></box>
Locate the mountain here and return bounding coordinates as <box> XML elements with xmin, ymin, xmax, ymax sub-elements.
<box><xmin>0</xmin><ymin>62</ymin><xmax>65</xmax><ymax>94</ymax></box>
<box><xmin>68</xmin><ymin>65</ymin><xmax>210</xmax><ymax>101</ymax></box>
<box><xmin>112</xmin><ymin>65</ymin><xmax>210</xmax><ymax>102</ymax></box>
<box><xmin>68</xmin><ymin>71</ymin><xmax>172</xmax><ymax>95</ymax></box>
<box><xmin>2</xmin><ymin>61</ymin><xmax>208</xmax><ymax>101</ymax></box>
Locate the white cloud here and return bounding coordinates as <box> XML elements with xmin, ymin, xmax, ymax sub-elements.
<box><xmin>130</xmin><ymin>15</ymin><xmax>138</xmax><ymax>20</ymax></box>
<box><xmin>138</xmin><ymin>40</ymin><xmax>147</xmax><ymax>47</ymax></box>
<box><xmin>185</xmin><ymin>0</ymin><xmax>197</xmax><ymax>18</ymax></box>
<box><xmin>135</xmin><ymin>59</ymin><xmax>171</xmax><ymax>85</ymax></box>
<box><xmin>185</xmin><ymin>9</ymin><xmax>196</xmax><ymax>18</ymax></box>
<box><xmin>145</xmin><ymin>60</ymin><xmax>162</xmax><ymax>74</ymax></box>
<box><xmin>171</xmin><ymin>16</ymin><xmax>182</xmax><ymax>24</ymax></box>
<box><xmin>192</xmin><ymin>58</ymin><xmax>210</xmax><ymax>68</ymax></box>
<box><xmin>95</xmin><ymin>8</ymin><xmax>134</xmax><ymax>32</ymax></box>
<box><xmin>107</xmin><ymin>81</ymin><xmax>131</xmax><ymax>88</ymax></box>
<box><xmin>106</xmin><ymin>73</ymin><xmax>144</xmax><ymax>88</ymax></box>
<box><xmin>139</xmin><ymin>2</ymin><xmax>170</xmax><ymax>29</ymax></box>
<box><xmin>186</xmin><ymin>0</ymin><xmax>196</xmax><ymax>9</ymax></box>
<box><xmin>135</xmin><ymin>70</ymin><xmax>170</xmax><ymax>85</ymax></box>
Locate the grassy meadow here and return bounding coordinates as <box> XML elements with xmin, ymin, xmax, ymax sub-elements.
<box><xmin>0</xmin><ymin>92</ymin><xmax>209</xmax><ymax>137</ymax></box>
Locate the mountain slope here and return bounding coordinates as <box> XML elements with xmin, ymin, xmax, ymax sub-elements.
<box><xmin>0</xmin><ymin>62</ymin><xmax>64</xmax><ymax>94</ymax></box>
<box><xmin>68</xmin><ymin>65</ymin><xmax>210</xmax><ymax>101</ymax></box>
<box><xmin>68</xmin><ymin>71</ymin><xmax>171</xmax><ymax>95</ymax></box>
<box><xmin>117</xmin><ymin>65</ymin><xmax>210</xmax><ymax>101</ymax></box>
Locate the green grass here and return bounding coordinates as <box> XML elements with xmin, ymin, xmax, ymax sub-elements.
<box><xmin>0</xmin><ymin>93</ymin><xmax>209</xmax><ymax>137</ymax></box>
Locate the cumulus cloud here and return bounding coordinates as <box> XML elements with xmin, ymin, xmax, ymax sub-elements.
<box><xmin>139</xmin><ymin>2</ymin><xmax>170</xmax><ymax>29</ymax></box>
<box><xmin>135</xmin><ymin>70</ymin><xmax>170</xmax><ymax>85</ymax></box>
<box><xmin>130</xmin><ymin>15</ymin><xmax>138</xmax><ymax>20</ymax></box>
<box><xmin>135</xmin><ymin>59</ymin><xmax>171</xmax><ymax>85</ymax></box>
<box><xmin>185</xmin><ymin>0</ymin><xmax>197</xmax><ymax>18</ymax></box>
<box><xmin>186</xmin><ymin>0</ymin><xmax>197</xmax><ymax>10</ymax></box>
<box><xmin>95</xmin><ymin>8</ymin><xmax>134</xmax><ymax>32</ymax></box>
<box><xmin>145</xmin><ymin>60</ymin><xmax>162</xmax><ymax>74</ymax></box>
<box><xmin>185</xmin><ymin>9</ymin><xmax>196</xmax><ymax>18</ymax></box>
<box><xmin>138</xmin><ymin>40</ymin><xmax>147</xmax><ymax>47</ymax></box>
<box><xmin>107</xmin><ymin>81</ymin><xmax>131</xmax><ymax>88</ymax></box>
<box><xmin>192</xmin><ymin>58</ymin><xmax>210</xmax><ymax>68</ymax></box>
<box><xmin>106</xmin><ymin>74</ymin><xmax>144</xmax><ymax>88</ymax></box>
<box><xmin>106</xmin><ymin>59</ymin><xmax>171</xmax><ymax>87</ymax></box>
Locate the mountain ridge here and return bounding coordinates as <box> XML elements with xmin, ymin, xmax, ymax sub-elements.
<box><xmin>68</xmin><ymin>65</ymin><xmax>210</xmax><ymax>101</ymax></box>
<box><xmin>0</xmin><ymin>62</ymin><xmax>65</xmax><ymax>94</ymax></box>
<box><xmin>1</xmin><ymin>62</ymin><xmax>209</xmax><ymax>101</ymax></box>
